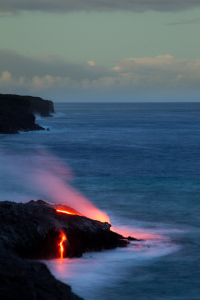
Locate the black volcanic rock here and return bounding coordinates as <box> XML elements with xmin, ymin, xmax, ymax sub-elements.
<box><xmin>0</xmin><ymin>200</ymin><xmax>139</xmax><ymax>300</ymax></box>
<box><xmin>0</xmin><ymin>247</ymin><xmax>83</xmax><ymax>300</ymax></box>
<box><xmin>0</xmin><ymin>93</ymin><xmax>55</xmax><ymax>117</ymax></box>
<box><xmin>25</xmin><ymin>95</ymin><xmax>55</xmax><ymax>117</ymax></box>
<box><xmin>0</xmin><ymin>200</ymin><xmax>130</xmax><ymax>259</ymax></box>
<box><xmin>0</xmin><ymin>95</ymin><xmax>45</xmax><ymax>134</ymax></box>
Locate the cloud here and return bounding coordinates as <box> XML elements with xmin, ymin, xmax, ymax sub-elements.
<box><xmin>0</xmin><ymin>0</ymin><xmax>200</xmax><ymax>13</ymax></box>
<box><xmin>0</xmin><ymin>51</ymin><xmax>200</xmax><ymax>97</ymax></box>
<box><xmin>166</xmin><ymin>17</ymin><xmax>200</xmax><ymax>25</ymax></box>
<box><xmin>0</xmin><ymin>50</ymin><xmax>113</xmax><ymax>81</ymax></box>
<box><xmin>88</xmin><ymin>61</ymin><xmax>95</xmax><ymax>66</ymax></box>
<box><xmin>111</xmin><ymin>55</ymin><xmax>200</xmax><ymax>87</ymax></box>
<box><xmin>0</xmin><ymin>11</ymin><xmax>20</xmax><ymax>17</ymax></box>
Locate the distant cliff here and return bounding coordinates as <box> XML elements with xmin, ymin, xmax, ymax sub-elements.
<box><xmin>0</xmin><ymin>94</ymin><xmax>55</xmax><ymax>117</ymax></box>
<box><xmin>0</xmin><ymin>94</ymin><xmax>55</xmax><ymax>134</ymax></box>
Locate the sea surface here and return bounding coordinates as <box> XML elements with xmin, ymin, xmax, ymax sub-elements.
<box><xmin>1</xmin><ymin>102</ymin><xmax>200</xmax><ymax>300</ymax></box>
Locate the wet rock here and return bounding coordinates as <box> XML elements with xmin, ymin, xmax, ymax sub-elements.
<box><xmin>127</xmin><ymin>236</ymin><xmax>142</xmax><ymax>241</ymax></box>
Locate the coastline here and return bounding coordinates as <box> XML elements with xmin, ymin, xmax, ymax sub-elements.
<box><xmin>0</xmin><ymin>94</ymin><xmax>54</xmax><ymax>134</ymax></box>
<box><xmin>0</xmin><ymin>200</ymin><xmax>138</xmax><ymax>300</ymax></box>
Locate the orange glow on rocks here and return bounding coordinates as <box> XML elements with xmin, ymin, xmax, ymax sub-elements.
<box><xmin>59</xmin><ymin>231</ymin><xmax>67</xmax><ymax>259</ymax></box>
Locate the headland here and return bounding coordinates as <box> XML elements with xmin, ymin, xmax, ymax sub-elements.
<box><xmin>0</xmin><ymin>93</ymin><xmax>54</xmax><ymax>134</ymax></box>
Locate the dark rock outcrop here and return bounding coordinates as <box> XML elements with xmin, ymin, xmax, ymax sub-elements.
<box><xmin>0</xmin><ymin>200</ymin><xmax>131</xmax><ymax>259</ymax></box>
<box><xmin>0</xmin><ymin>247</ymin><xmax>83</xmax><ymax>300</ymax></box>
<box><xmin>0</xmin><ymin>93</ymin><xmax>55</xmax><ymax>134</ymax></box>
<box><xmin>0</xmin><ymin>95</ymin><xmax>45</xmax><ymax>134</ymax></box>
<box><xmin>25</xmin><ymin>96</ymin><xmax>55</xmax><ymax>117</ymax></box>
<box><xmin>0</xmin><ymin>200</ymin><xmax>139</xmax><ymax>300</ymax></box>
<box><xmin>0</xmin><ymin>94</ymin><xmax>55</xmax><ymax>117</ymax></box>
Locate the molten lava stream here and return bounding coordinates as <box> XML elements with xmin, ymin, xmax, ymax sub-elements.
<box><xmin>56</xmin><ymin>209</ymin><xmax>75</xmax><ymax>215</ymax></box>
<box><xmin>56</xmin><ymin>209</ymin><xmax>83</xmax><ymax>216</ymax></box>
<box><xmin>59</xmin><ymin>232</ymin><xmax>67</xmax><ymax>259</ymax></box>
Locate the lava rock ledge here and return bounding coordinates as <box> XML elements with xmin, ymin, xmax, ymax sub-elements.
<box><xmin>0</xmin><ymin>200</ymin><xmax>139</xmax><ymax>300</ymax></box>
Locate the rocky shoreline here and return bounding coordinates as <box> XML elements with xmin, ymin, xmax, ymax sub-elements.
<box><xmin>0</xmin><ymin>247</ymin><xmax>83</xmax><ymax>300</ymax></box>
<box><xmin>0</xmin><ymin>200</ymin><xmax>139</xmax><ymax>299</ymax></box>
<box><xmin>0</xmin><ymin>93</ymin><xmax>54</xmax><ymax>134</ymax></box>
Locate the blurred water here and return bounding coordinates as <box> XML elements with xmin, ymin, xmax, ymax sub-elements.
<box><xmin>1</xmin><ymin>102</ymin><xmax>200</xmax><ymax>299</ymax></box>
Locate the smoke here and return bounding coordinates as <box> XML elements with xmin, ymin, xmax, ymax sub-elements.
<box><xmin>0</xmin><ymin>150</ymin><xmax>110</xmax><ymax>223</ymax></box>
<box><xmin>111</xmin><ymin>224</ymin><xmax>165</xmax><ymax>240</ymax></box>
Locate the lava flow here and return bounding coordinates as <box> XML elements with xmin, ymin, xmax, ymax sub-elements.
<box><xmin>56</xmin><ymin>209</ymin><xmax>83</xmax><ymax>216</ymax></box>
<box><xmin>59</xmin><ymin>231</ymin><xmax>67</xmax><ymax>259</ymax></box>
<box><xmin>55</xmin><ymin>208</ymin><xmax>110</xmax><ymax>223</ymax></box>
<box><xmin>56</xmin><ymin>209</ymin><xmax>78</xmax><ymax>215</ymax></box>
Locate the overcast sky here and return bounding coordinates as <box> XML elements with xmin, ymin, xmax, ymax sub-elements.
<box><xmin>0</xmin><ymin>0</ymin><xmax>200</xmax><ymax>102</ymax></box>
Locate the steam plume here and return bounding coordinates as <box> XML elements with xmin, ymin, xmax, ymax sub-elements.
<box><xmin>0</xmin><ymin>150</ymin><xmax>110</xmax><ymax>223</ymax></box>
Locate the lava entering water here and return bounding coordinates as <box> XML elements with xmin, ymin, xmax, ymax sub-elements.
<box><xmin>59</xmin><ymin>231</ymin><xmax>67</xmax><ymax>259</ymax></box>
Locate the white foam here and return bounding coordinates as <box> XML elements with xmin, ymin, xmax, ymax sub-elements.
<box><xmin>44</xmin><ymin>224</ymin><xmax>180</xmax><ymax>300</ymax></box>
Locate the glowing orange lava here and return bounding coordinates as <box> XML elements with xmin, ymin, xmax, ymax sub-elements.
<box><xmin>56</xmin><ymin>209</ymin><xmax>81</xmax><ymax>216</ymax></box>
<box><xmin>56</xmin><ymin>209</ymin><xmax>77</xmax><ymax>215</ymax></box>
<box><xmin>59</xmin><ymin>232</ymin><xmax>67</xmax><ymax>259</ymax></box>
<box><xmin>56</xmin><ymin>208</ymin><xmax>110</xmax><ymax>223</ymax></box>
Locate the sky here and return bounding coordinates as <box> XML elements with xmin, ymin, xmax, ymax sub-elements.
<box><xmin>0</xmin><ymin>0</ymin><xmax>200</xmax><ymax>102</ymax></box>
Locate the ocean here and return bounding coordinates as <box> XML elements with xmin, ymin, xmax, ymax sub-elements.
<box><xmin>0</xmin><ymin>102</ymin><xmax>200</xmax><ymax>300</ymax></box>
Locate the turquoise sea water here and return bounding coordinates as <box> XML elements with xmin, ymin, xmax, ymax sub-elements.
<box><xmin>1</xmin><ymin>102</ymin><xmax>200</xmax><ymax>300</ymax></box>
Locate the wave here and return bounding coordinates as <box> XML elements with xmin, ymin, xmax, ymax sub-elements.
<box><xmin>44</xmin><ymin>220</ymin><xmax>180</xmax><ymax>300</ymax></box>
